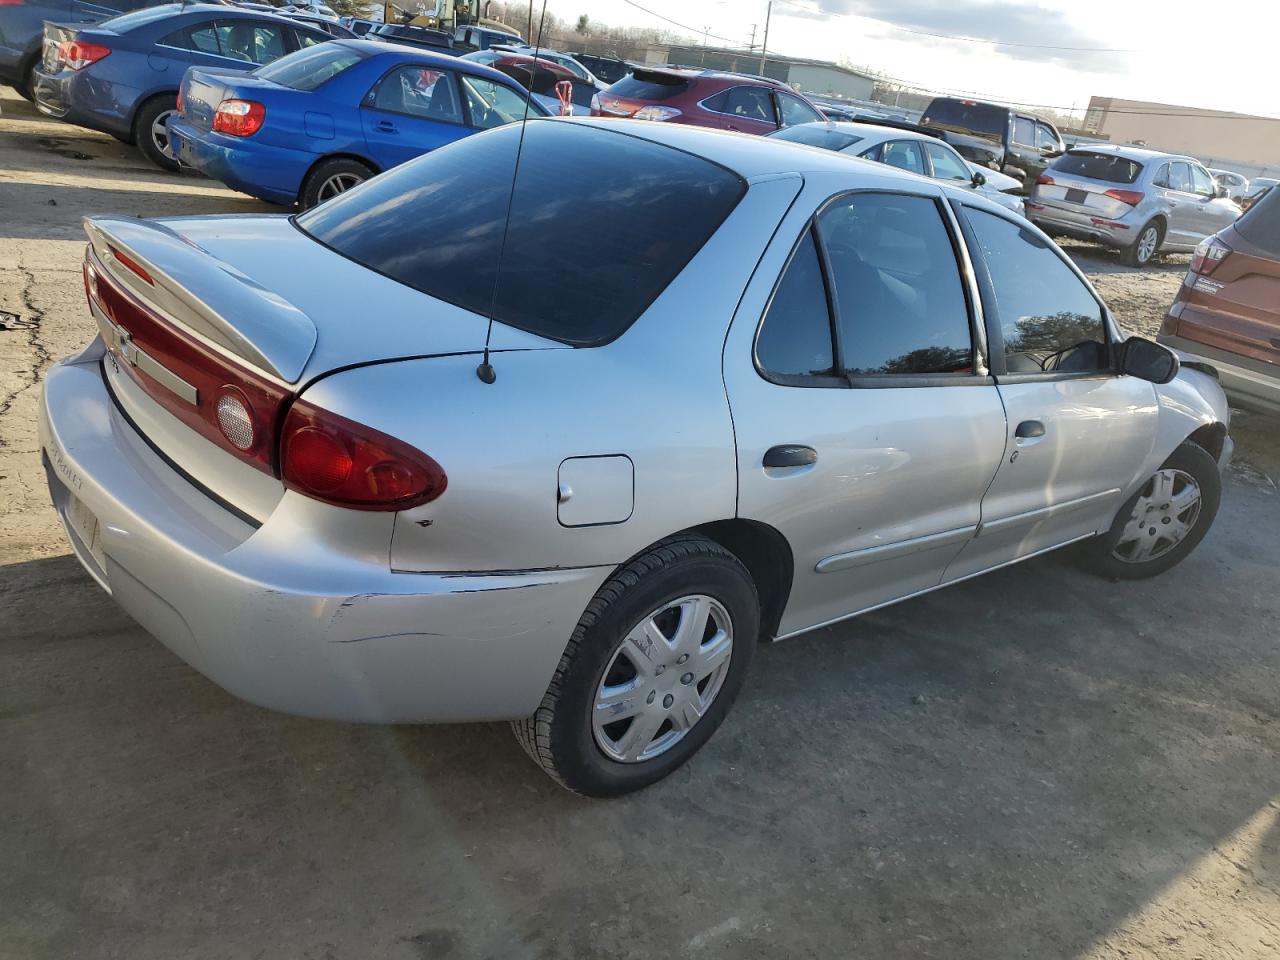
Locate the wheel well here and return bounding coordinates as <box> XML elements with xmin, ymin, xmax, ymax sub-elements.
<box><xmin>128</xmin><ymin>90</ymin><xmax>179</xmax><ymax>131</ymax></box>
<box><xmin>693</xmin><ymin>519</ymin><xmax>793</xmax><ymax>642</ymax></box>
<box><xmin>298</xmin><ymin>153</ymin><xmax>380</xmax><ymax>201</ymax></box>
<box><xmin>1187</xmin><ymin>421</ymin><xmax>1227</xmax><ymax>462</ymax></box>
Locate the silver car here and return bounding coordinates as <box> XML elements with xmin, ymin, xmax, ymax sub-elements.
<box><xmin>769</xmin><ymin>120</ymin><xmax>1027</xmax><ymax>217</ymax></box>
<box><xmin>1208</xmin><ymin>168</ymin><xmax>1249</xmax><ymax>204</ymax></box>
<box><xmin>40</xmin><ymin>118</ymin><xmax>1231</xmax><ymax>796</ymax></box>
<box><xmin>1028</xmin><ymin>145</ymin><xmax>1240</xmax><ymax>267</ymax></box>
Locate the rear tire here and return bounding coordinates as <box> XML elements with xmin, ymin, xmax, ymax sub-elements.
<box><xmin>1080</xmin><ymin>440</ymin><xmax>1221</xmax><ymax>581</ymax></box>
<box><xmin>133</xmin><ymin>94</ymin><xmax>180</xmax><ymax>172</ymax></box>
<box><xmin>512</xmin><ymin>535</ymin><xmax>759</xmax><ymax>797</ymax></box>
<box><xmin>299</xmin><ymin>157</ymin><xmax>374</xmax><ymax>209</ymax></box>
<box><xmin>1122</xmin><ymin>219</ymin><xmax>1163</xmax><ymax>267</ymax></box>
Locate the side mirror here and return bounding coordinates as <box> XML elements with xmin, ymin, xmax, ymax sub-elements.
<box><xmin>1214</xmin><ymin>184</ymin><xmax>1228</xmax><ymax>199</ymax></box>
<box><xmin>1121</xmin><ymin>336</ymin><xmax>1179</xmax><ymax>384</ymax></box>
<box><xmin>971</xmin><ymin>170</ymin><xmax>987</xmax><ymax>188</ymax></box>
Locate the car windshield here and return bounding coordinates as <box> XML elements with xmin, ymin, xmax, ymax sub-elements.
<box><xmin>1052</xmin><ymin>151</ymin><xmax>1143</xmax><ymax>184</ymax></box>
<box><xmin>769</xmin><ymin>124</ymin><xmax>864</xmax><ymax>151</ymax></box>
<box><xmin>921</xmin><ymin>99</ymin><xmax>1004</xmax><ymax>137</ymax></box>
<box><xmin>296</xmin><ymin>122</ymin><xmax>745</xmax><ymax>346</ymax></box>
<box><xmin>606</xmin><ymin>71</ymin><xmax>690</xmax><ymax>101</ymax></box>
<box><xmin>255</xmin><ymin>43</ymin><xmax>367</xmax><ymax>90</ymax></box>
<box><xmin>1236</xmin><ymin>186</ymin><xmax>1280</xmax><ymax>256</ymax></box>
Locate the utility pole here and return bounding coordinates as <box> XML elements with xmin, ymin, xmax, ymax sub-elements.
<box><xmin>748</xmin><ymin>23</ymin><xmax>757</xmax><ymax>52</ymax></box>
<box><xmin>758</xmin><ymin>1</ymin><xmax>772</xmax><ymax>75</ymax></box>
<box><xmin>526</xmin><ymin>0</ymin><xmax>533</xmax><ymax>44</ymax></box>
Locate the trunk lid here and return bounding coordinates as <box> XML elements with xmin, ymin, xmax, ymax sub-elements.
<box><xmin>83</xmin><ymin>215</ymin><xmax>557</xmax><ymax>521</ymax></box>
<box><xmin>1033</xmin><ymin>151</ymin><xmax>1145</xmax><ymax>221</ymax></box>
<box><xmin>180</xmin><ymin>67</ymin><xmax>267</xmax><ymax>132</ymax></box>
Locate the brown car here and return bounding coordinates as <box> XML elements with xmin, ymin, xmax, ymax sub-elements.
<box><xmin>1159</xmin><ymin>185</ymin><xmax>1280</xmax><ymax>415</ymax></box>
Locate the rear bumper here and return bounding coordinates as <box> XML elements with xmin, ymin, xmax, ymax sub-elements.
<box><xmin>167</xmin><ymin>116</ymin><xmax>310</xmax><ymax>207</ymax></box>
<box><xmin>39</xmin><ymin>346</ymin><xmax>607</xmax><ymax>723</ymax></box>
<box><xmin>1159</xmin><ymin>331</ymin><xmax>1280</xmax><ymax>416</ymax></box>
<box><xmin>1027</xmin><ymin>204</ymin><xmax>1136</xmax><ymax>249</ymax></box>
<box><xmin>32</xmin><ymin>67</ymin><xmax>133</xmax><ymax>137</ymax></box>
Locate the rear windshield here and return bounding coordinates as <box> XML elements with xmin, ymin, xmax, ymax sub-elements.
<box><xmin>296</xmin><ymin>122</ymin><xmax>745</xmax><ymax>346</ymax></box>
<box><xmin>256</xmin><ymin>43</ymin><xmax>366</xmax><ymax>90</ymax></box>
<box><xmin>921</xmin><ymin>99</ymin><xmax>1005</xmax><ymax>137</ymax></box>
<box><xmin>769</xmin><ymin>124</ymin><xmax>863</xmax><ymax>151</ymax></box>
<box><xmin>1051</xmin><ymin>150</ymin><xmax>1143</xmax><ymax>184</ymax></box>
<box><xmin>606</xmin><ymin>71</ymin><xmax>690</xmax><ymax>102</ymax></box>
<box><xmin>100</xmin><ymin>5</ymin><xmax>184</xmax><ymax>33</ymax></box>
<box><xmin>1236</xmin><ymin>186</ymin><xmax>1280</xmax><ymax>256</ymax></box>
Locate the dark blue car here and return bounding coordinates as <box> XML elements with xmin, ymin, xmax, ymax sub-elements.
<box><xmin>32</xmin><ymin>4</ymin><xmax>332</xmax><ymax>169</ymax></box>
<box><xmin>166</xmin><ymin>39</ymin><xmax>550</xmax><ymax>208</ymax></box>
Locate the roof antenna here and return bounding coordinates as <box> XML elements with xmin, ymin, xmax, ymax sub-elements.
<box><xmin>476</xmin><ymin>0</ymin><xmax>549</xmax><ymax>385</ymax></box>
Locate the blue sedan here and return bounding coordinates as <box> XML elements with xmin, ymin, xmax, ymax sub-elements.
<box><xmin>166</xmin><ymin>40</ymin><xmax>550</xmax><ymax>208</ymax></box>
<box><xmin>31</xmin><ymin>4</ymin><xmax>332</xmax><ymax>170</ymax></box>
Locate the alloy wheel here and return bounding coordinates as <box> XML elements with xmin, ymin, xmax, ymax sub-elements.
<box><xmin>1137</xmin><ymin>225</ymin><xmax>1159</xmax><ymax>263</ymax></box>
<box><xmin>592</xmin><ymin>595</ymin><xmax>734</xmax><ymax>763</ymax></box>
<box><xmin>151</xmin><ymin>109</ymin><xmax>177</xmax><ymax>160</ymax></box>
<box><xmin>1111</xmin><ymin>468</ymin><xmax>1202</xmax><ymax>563</ymax></box>
<box><xmin>317</xmin><ymin>172</ymin><xmax>364</xmax><ymax>201</ymax></box>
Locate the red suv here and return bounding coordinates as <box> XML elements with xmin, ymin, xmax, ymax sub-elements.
<box><xmin>591</xmin><ymin>67</ymin><xmax>826</xmax><ymax>135</ymax></box>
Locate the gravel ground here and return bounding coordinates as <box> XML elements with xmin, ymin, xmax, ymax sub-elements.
<box><xmin>3</xmin><ymin>87</ymin><xmax>1278</xmax><ymax>960</ymax></box>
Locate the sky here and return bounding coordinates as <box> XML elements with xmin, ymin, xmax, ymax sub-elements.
<box><xmin>534</xmin><ymin>0</ymin><xmax>1278</xmax><ymax>122</ymax></box>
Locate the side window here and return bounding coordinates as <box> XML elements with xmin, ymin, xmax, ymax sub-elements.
<box><xmin>965</xmin><ymin>207</ymin><xmax>1107</xmax><ymax>374</ymax></box>
<box><xmin>460</xmin><ymin>75</ymin><xmax>531</xmax><ymax>129</ymax></box>
<box><xmin>295</xmin><ymin>29</ymin><xmax>326</xmax><ymax>48</ymax></box>
<box><xmin>163</xmin><ymin>22</ymin><xmax>220</xmax><ymax>53</ymax></box>
<box><xmin>1168</xmin><ymin>161</ymin><xmax>1193</xmax><ymax>193</ymax></box>
<box><xmin>721</xmin><ymin>86</ymin><xmax>776</xmax><ymax>125</ymax></box>
<box><xmin>214</xmin><ymin>21</ymin><xmax>286</xmax><ymax>64</ymax></box>
<box><xmin>1013</xmin><ymin>117</ymin><xmax>1035</xmax><ymax>145</ymax></box>
<box><xmin>1152</xmin><ymin>163</ymin><xmax>1170</xmax><ymax>188</ymax></box>
<box><xmin>818</xmin><ymin>193</ymin><xmax>973</xmax><ymax>376</ymax></box>
<box><xmin>924</xmin><ymin>142</ymin><xmax>971</xmax><ymax>182</ymax></box>
<box><xmin>776</xmin><ymin>92</ymin><xmax>823</xmax><ymax>128</ymax></box>
<box><xmin>1035</xmin><ymin>123</ymin><xmax>1058</xmax><ymax>150</ymax></box>
<box><xmin>1190</xmin><ymin>164</ymin><xmax>1215</xmax><ymax>197</ymax></box>
<box><xmin>370</xmin><ymin>66</ymin><xmax>462</xmax><ymax>122</ymax></box>
<box><xmin>880</xmin><ymin>140</ymin><xmax>925</xmax><ymax>175</ymax></box>
<box><xmin>755</xmin><ymin>230</ymin><xmax>836</xmax><ymax>381</ymax></box>
<box><xmin>857</xmin><ymin>143</ymin><xmax>882</xmax><ymax>162</ymax></box>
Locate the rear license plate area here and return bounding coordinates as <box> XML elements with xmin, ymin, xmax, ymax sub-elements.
<box><xmin>65</xmin><ymin>492</ymin><xmax>107</xmax><ymax>574</ymax></box>
<box><xmin>1065</xmin><ymin>188</ymin><xmax>1088</xmax><ymax>204</ymax></box>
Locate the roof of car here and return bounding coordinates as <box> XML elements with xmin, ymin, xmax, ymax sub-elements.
<box><xmin>803</xmin><ymin>120</ymin><xmax>942</xmax><ymax>145</ymax></box>
<box><xmin>1065</xmin><ymin>143</ymin><xmax>1195</xmax><ymax>164</ymax></box>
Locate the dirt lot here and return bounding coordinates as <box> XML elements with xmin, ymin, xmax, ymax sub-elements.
<box><xmin>3</xmin><ymin>87</ymin><xmax>1279</xmax><ymax>960</ymax></box>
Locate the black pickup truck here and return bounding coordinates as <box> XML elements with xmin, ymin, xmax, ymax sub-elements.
<box><xmin>920</xmin><ymin>97</ymin><xmax>1065</xmax><ymax>191</ymax></box>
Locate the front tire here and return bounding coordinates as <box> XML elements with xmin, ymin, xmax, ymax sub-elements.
<box><xmin>1122</xmin><ymin>219</ymin><xmax>1163</xmax><ymax>267</ymax></box>
<box><xmin>133</xmin><ymin>95</ymin><xmax>180</xmax><ymax>172</ymax></box>
<box><xmin>512</xmin><ymin>535</ymin><xmax>759</xmax><ymax>797</ymax></box>
<box><xmin>299</xmin><ymin>157</ymin><xmax>374</xmax><ymax>209</ymax></box>
<box><xmin>1082</xmin><ymin>440</ymin><xmax>1221</xmax><ymax>580</ymax></box>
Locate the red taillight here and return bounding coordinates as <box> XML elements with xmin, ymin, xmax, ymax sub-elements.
<box><xmin>280</xmin><ymin>400</ymin><xmax>446</xmax><ymax>511</ymax></box>
<box><xmin>85</xmin><ymin>249</ymin><xmax>290</xmax><ymax>473</ymax></box>
<box><xmin>0</xmin><ymin>0</ymin><xmax>27</xmax><ymax>6</ymax></box>
<box><xmin>108</xmin><ymin>245</ymin><xmax>153</xmax><ymax>285</ymax></box>
<box><xmin>1104</xmin><ymin>189</ymin><xmax>1144</xmax><ymax>206</ymax></box>
<box><xmin>213</xmin><ymin>99</ymin><xmax>265</xmax><ymax>137</ymax></box>
<box><xmin>1191</xmin><ymin>237</ymin><xmax>1232</xmax><ymax>276</ymax></box>
<box><xmin>59</xmin><ymin>39</ymin><xmax>110</xmax><ymax>70</ymax></box>
<box><xmin>1037</xmin><ymin>174</ymin><xmax>1054</xmax><ymax>186</ymax></box>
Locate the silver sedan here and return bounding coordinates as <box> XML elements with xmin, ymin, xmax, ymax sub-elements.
<box><xmin>40</xmin><ymin>118</ymin><xmax>1231</xmax><ymax>796</ymax></box>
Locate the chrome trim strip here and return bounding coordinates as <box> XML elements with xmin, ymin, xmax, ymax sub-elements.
<box><xmin>777</xmin><ymin>532</ymin><xmax>1097</xmax><ymax>642</ymax></box>
<box><xmin>816</xmin><ymin>524</ymin><xmax>976</xmax><ymax>574</ymax></box>
<box><xmin>977</xmin><ymin>487</ymin><xmax>1121</xmax><ymax>537</ymax></box>
<box><xmin>92</xmin><ymin>300</ymin><xmax>200</xmax><ymax>406</ymax></box>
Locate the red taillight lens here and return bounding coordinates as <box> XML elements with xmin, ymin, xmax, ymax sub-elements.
<box><xmin>1036</xmin><ymin>174</ymin><xmax>1054</xmax><ymax>186</ymax></box>
<box><xmin>59</xmin><ymin>40</ymin><xmax>111</xmax><ymax>70</ymax></box>
<box><xmin>281</xmin><ymin>400</ymin><xmax>446</xmax><ymax>511</ymax></box>
<box><xmin>213</xmin><ymin>100</ymin><xmax>266</xmax><ymax>137</ymax></box>
<box><xmin>1191</xmin><ymin>237</ymin><xmax>1232</xmax><ymax>276</ymax></box>
<box><xmin>1104</xmin><ymin>189</ymin><xmax>1144</xmax><ymax>206</ymax></box>
<box><xmin>0</xmin><ymin>0</ymin><xmax>27</xmax><ymax>6</ymax></box>
<box><xmin>108</xmin><ymin>245</ymin><xmax>153</xmax><ymax>285</ymax></box>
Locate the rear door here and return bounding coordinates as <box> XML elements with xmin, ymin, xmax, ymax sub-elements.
<box><xmin>944</xmin><ymin>204</ymin><xmax>1158</xmax><ymax>581</ymax></box>
<box><xmin>1005</xmin><ymin>114</ymin><xmax>1038</xmax><ymax>178</ymax></box>
<box><xmin>360</xmin><ymin>63</ymin><xmax>466</xmax><ymax>169</ymax></box>
<box><xmin>1188</xmin><ymin>162</ymin><xmax>1241</xmax><ymax>239</ymax></box>
<box><xmin>709</xmin><ymin>85</ymin><xmax>777</xmax><ymax>134</ymax></box>
<box><xmin>725</xmin><ymin>187</ymin><xmax>1007</xmax><ymax>636</ymax></box>
<box><xmin>1159</xmin><ymin>161</ymin><xmax>1200</xmax><ymax>245</ymax></box>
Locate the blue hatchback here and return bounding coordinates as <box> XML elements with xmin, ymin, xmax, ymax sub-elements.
<box><xmin>166</xmin><ymin>39</ymin><xmax>550</xmax><ymax>208</ymax></box>
<box><xmin>32</xmin><ymin>4</ymin><xmax>332</xmax><ymax>170</ymax></box>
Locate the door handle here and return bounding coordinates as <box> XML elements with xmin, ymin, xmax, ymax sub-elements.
<box><xmin>375</xmin><ymin>121</ymin><xmax>398</xmax><ymax>133</ymax></box>
<box><xmin>763</xmin><ymin>445</ymin><xmax>818</xmax><ymax>468</ymax></box>
<box><xmin>1014</xmin><ymin>420</ymin><xmax>1046</xmax><ymax>440</ymax></box>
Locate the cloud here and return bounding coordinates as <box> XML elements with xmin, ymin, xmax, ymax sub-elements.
<box><xmin>786</xmin><ymin>0</ymin><xmax>1120</xmax><ymax>71</ymax></box>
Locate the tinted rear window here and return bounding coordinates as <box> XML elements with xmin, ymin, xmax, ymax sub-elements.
<box><xmin>296</xmin><ymin>122</ymin><xmax>745</xmax><ymax>346</ymax></box>
<box><xmin>1051</xmin><ymin>151</ymin><xmax>1143</xmax><ymax>184</ymax></box>
<box><xmin>921</xmin><ymin>99</ymin><xmax>1005</xmax><ymax>137</ymax></box>
<box><xmin>256</xmin><ymin>42</ymin><xmax>365</xmax><ymax>90</ymax></box>
<box><xmin>769</xmin><ymin>124</ymin><xmax>863</xmax><ymax>151</ymax></box>
<box><xmin>1236</xmin><ymin>187</ymin><xmax>1280</xmax><ymax>256</ymax></box>
<box><xmin>607</xmin><ymin>71</ymin><xmax>690</xmax><ymax>101</ymax></box>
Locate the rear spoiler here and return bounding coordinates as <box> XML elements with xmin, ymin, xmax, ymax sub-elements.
<box><xmin>84</xmin><ymin>217</ymin><xmax>316</xmax><ymax>383</ymax></box>
<box><xmin>850</xmin><ymin>115</ymin><xmax>947</xmax><ymax>140</ymax></box>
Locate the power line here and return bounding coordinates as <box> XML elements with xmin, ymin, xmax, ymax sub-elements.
<box><xmin>618</xmin><ymin>0</ymin><xmax>740</xmax><ymax>46</ymax></box>
<box><xmin>770</xmin><ymin>0</ymin><xmax>1134</xmax><ymax>53</ymax></box>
